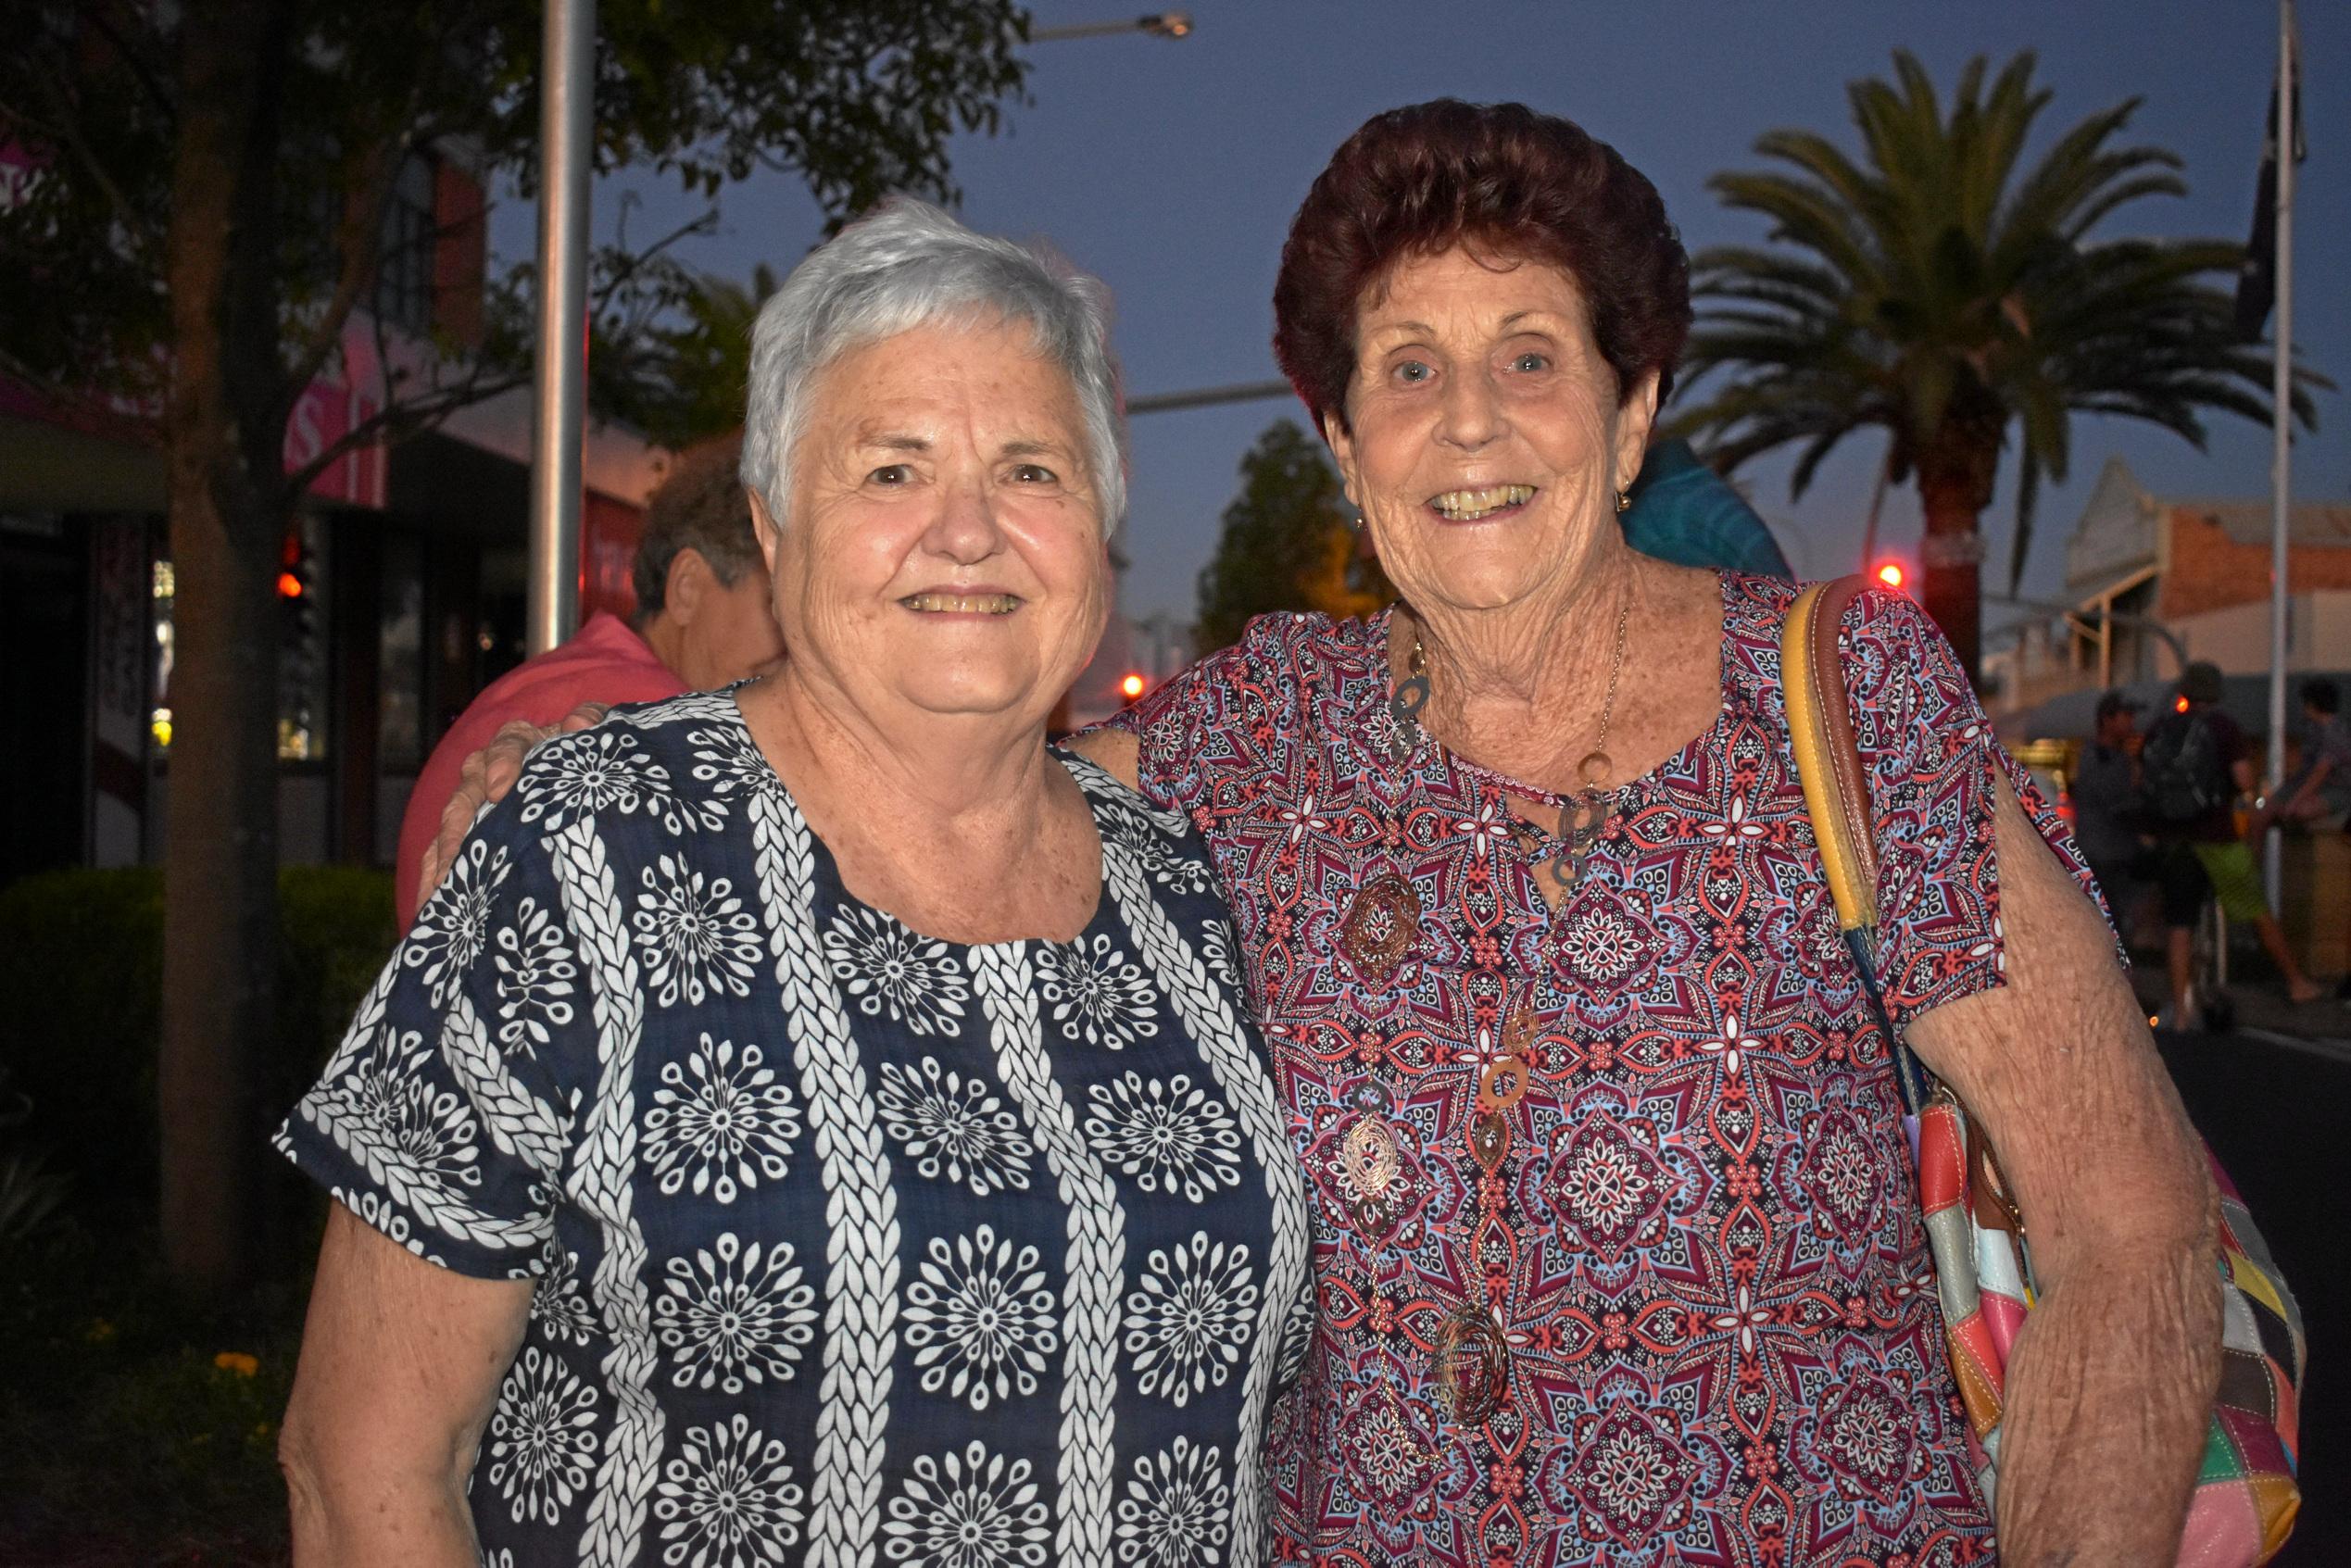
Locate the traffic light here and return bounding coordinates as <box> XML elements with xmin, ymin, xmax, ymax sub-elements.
<box><xmin>1872</xmin><ymin>559</ymin><xmax>1906</xmax><ymax>592</ymax></box>
<box><xmin>1119</xmin><ymin>672</ymin><xmax>1147</xmax><ymax>701</ymax></box>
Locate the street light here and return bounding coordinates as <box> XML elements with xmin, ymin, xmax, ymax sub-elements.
<box><xmin>1031</xmin><ymin>11</ymin><xmax>1193</xmax><ymax>43</ymax></box>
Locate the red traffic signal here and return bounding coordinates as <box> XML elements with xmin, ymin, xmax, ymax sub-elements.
<box><xmin>1119</xmin><ymin>672</ymin><xmax>1147</xmax><ymax>700</ymax></box>
<box><xmin>1872</xmin><ymin>560</ymin><xmax>1905</xmax><ymax>591</ymax></box>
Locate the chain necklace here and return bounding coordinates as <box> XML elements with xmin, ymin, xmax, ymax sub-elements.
<box><xmin>1388</xmin><ymin>584</ymin><xmax>1635</xmax><ymax>892</ymax></box>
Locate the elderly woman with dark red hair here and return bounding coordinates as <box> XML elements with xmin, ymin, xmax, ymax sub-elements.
<box><xmin>1075</xmin><ymin>99</ymin><xmax>2219</xmax><ymax>1565</ymax></box>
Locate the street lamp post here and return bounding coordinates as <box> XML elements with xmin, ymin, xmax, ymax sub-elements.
<box><xmin>1031</xmin><ymin>11</ymin><xmax>1192</xmax><ymax>43</ymax></box>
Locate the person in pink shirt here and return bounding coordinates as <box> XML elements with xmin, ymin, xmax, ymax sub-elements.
<box><xmin>396</xmin><ymin>435</ymin><xmax>784</xmax><ymax>922</ymax></box>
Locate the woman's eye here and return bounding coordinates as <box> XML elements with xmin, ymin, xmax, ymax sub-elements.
<box><xmin>868</xmin><ymin>464</ymin><xmax>912</xmax><ymax>485</ymax></box>
<box><xmin>1511</xmin><ymin>352</ymin><xmax>1551</xmax><ymax>373</ymax></box>
<box><xmin>1009</xmin><ymin>462</ymin><xmax>1058</xmax><ymax>484</ymax></box>
<box><xmin>1390</xmin><ymin>359</ymin><xmax>1433</xmax><ymax>386</ymax></box>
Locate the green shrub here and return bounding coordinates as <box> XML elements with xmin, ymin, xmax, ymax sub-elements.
<box><xmin>0</xmin><ymin>866</ymin><xmax>396</xmax><ymax>1238</ymax></box>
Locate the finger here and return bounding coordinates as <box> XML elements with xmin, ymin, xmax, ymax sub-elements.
<box><xmin>559</xmin><ymin>702</ymin><xmax>609</xmax><ymax>733</ymax></box>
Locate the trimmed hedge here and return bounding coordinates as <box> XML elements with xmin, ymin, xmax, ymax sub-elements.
<box><xmin>0</xmin><ymin>865</ymin><xmax>396</xmax><ymax>1237</ymax></box>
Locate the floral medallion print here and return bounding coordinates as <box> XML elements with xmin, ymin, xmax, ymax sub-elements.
<box><xmin>653</xmin><ymin>1232</ymin><xmax>818</xmax><ymax>1393</ymax></box>
<box><xmin>822</xmin><ymin>905</ymin><xmax>970</xmax><ymax>1037</ymax></box>
<box><xmin>874</xmin><ymin>1056</ymin><xmax>1034</xmax><ymax>1195</ymax></box>
<box><xmin>652</xmin><ymin>1413</ymin><xmax>807</xmax><ymax>1566</ymax></box>
<box><xmin>643</xmin><ymin>1035</ymin><xmax>803</xmax><ymax>1203</ymax></box>
<box><xmin>406</xmin><ymin>839</ymin><xmax>509</xmax><ymax>1008</ymax></box>
<box><xmin>1538</xmin><ymin>1108</ymin><xmax>1678</xmax><ymax>1267</ymax></box>
<box><xmin>1102</xmin><ymin>580</ymin><xmax>2065</xmax><ymax>1562</ymax></box>
<box><xmin>530</xmin><ymin>1243</ymin><xmax>597</xmax><ymax>1347</ymax></box>
<box><xmin>634</xmin><ymin>854</ymin><xmax>761</xmax><ymax>1008</ymax></box>
<box><xmin>1114</xmin><ymin>1437</ymin><xmax>1231</xmax><ymax>1568</ymax></box>
<box><xmin>880</xmin><ymin>1441</ymin><xmax>1052</xmax><ymax>1568</ymax></box>
<box><xmin>1547</xmin><ymin>1398</ymin><xmax>1706</xmax><ymax>1549</ymax></box>
<box><xmin>903</xmin><ymin>1224</ymin><xmax>1059</xmax><ymax>1411</ymax></box>
<box><xmin>1125</xmin><ymin>1232</ymin><xmax>1257</xmax><ymax>1407</ymax></box>
<box><xmin>1037</xmin><ymin>933</ymin><xmax>1161</xmax><ymax>1049</ymax></box>
<box><xmin>1083</xmin><ymin>1071</ymin><xmax>1243</xmax><ymax>1202</ymax></box>
<box><xmin>491</xmin><ymin>895</ymin><xmax>577</xmax><ymax>1057</ymax></box>
<box><xmin>485</xmin><ymin>1346</ymin><xmax>599</xmax><ymax>1525</ymax></box>
<box><xmin>1335</xmin><ymin>1384</ymin><xmax>1440</xmax><ymax>1515</ymax></box>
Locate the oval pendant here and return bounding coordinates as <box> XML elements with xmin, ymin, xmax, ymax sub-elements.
<box><xmin>1435</xmin><ymin>1301</ymin><xmax>1511</xmax><ymax>1425</ymax></box>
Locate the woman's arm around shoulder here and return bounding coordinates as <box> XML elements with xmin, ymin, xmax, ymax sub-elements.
<box><xmin>280</xmin><ymin>1205</ymin><xmax>534</xmax><ymax>1566</ymax></box>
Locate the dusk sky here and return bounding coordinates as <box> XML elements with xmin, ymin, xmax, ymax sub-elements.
<box><xmin>501</xmin><ymin>0</ymin><xmax>2350</xmax><ymax>629</ymax></box>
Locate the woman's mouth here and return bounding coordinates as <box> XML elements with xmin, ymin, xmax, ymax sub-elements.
<box><xmin>1427</xmin><ymin>484</ymin><xmax>1536</xmax><ymax>523</ymax></box>
<box><xmin>900</xmin><ymin>592</ymin><xmax>1022</xmax><ymax>615</ymax></box>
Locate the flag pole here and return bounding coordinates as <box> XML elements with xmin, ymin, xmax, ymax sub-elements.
<box><xmin>2263</xmin><ymin>0</ymin><xmax>2294</xmax><ymax>906</ymax></box>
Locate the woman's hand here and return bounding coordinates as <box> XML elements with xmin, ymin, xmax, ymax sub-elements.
<box><xmin>280</xmin><ymin>1205</ymin><xmax>534</xmax><ymax>1566</ymax></box>
<box><xmin>1905</xmin><ymin>775</ymin><xmax>2220</xmax><ymax>1565</ymax></box>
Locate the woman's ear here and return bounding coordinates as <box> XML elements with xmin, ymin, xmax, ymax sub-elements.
<box><xmin>1322</xmin><ymin>411</ymin><xmax>1361</xmax><ymax>510</ymax></box>
<box><xmin>1615</xmin><ymin>370</ymin><xmax>1662</xmax><ymax>492</ymax></box>
<box><xmin>748</xmin><ymin>489</ymin><xmax>782</xmax><ymax>577</ymax></box>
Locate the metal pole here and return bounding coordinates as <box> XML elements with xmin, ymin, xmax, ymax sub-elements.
<box><xmin>2264</xmin><ymin>0</ymin><xmax>2294</xmax><ymax>903</ymax></box>
<box><xmin>528</xmin><ymin>0</ymin><xmax>595</xmax><ymax>655</ymax></box>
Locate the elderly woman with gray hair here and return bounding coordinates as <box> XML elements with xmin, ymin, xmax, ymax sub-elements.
<box><xmin>276</xmin><ymin>199</ymin><xmax>1311</xmax><ymax>1568</ymax></box>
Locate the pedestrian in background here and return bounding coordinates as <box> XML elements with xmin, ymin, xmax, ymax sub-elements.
<box><xmin>2072</xmin><ymin>688</ymin><xmax>2152</xmax><ymax>940</ymax></box>
<box><xmin>2141</xmin><ymin>659</ymin><xmax>2322</xmax><ymax>1020</ymax></box>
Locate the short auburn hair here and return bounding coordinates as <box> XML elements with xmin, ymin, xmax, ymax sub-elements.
<box><xmin>1273</xmin><ymin>99</ymin><xmax>1690</xmax><ymax>433</ymax></box>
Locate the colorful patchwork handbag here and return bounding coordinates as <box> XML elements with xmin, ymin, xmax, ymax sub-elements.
<box><xmin>1781</xmin><ymin>576</ymin><xmax>2306</xmax><ymax>1566</ymax></box>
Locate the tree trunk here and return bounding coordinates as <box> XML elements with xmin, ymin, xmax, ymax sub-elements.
<box><xmin>1914</xmin><ymin>438</ymin><xmax>1999</xmax><ymax>687</ymax></box>
<box><xmin>159</xmin><ymin>0</ymin><xmax>290</xmax><ymax>1296</ymax></box>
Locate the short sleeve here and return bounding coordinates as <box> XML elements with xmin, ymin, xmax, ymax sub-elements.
<box><xmin>276</xmin><ymin>810</ymin><xmax>590</xmax><ymax>1278</ymax></box>
<box><xmin>1836</xmin><ymin>589</ymin><xmax>2109</xmax><ymax>1031</ymax></box>
<box><xmin>1095</xmin><ymin>633</ymin><xmax>1275</xmax><ymax>818</ymax></box>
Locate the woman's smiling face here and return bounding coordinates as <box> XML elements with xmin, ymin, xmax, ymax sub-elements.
<box><xmin>1325</xmin><ymin>245</ymin><xmax>1656</xmax><ymax>619</ymax></box>
<box><xmin>758</xmin><ymin>317</ymin><xmax>1111</xmax><ymax>727</ymax></box>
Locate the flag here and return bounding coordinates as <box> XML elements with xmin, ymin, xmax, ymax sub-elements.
<box><xmin>2234</xmin><ymin>33</ymin><xmax>2306</xmax><ymax>343</ymax></box>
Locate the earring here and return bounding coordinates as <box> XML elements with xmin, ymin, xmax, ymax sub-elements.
<box><xmin>1614</xmin><ymin>489</ymin><xmax>1631</xmax><ymax>514</ymax></box>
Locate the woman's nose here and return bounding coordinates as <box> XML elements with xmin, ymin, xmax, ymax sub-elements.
<box><xmin>1437</xmin><ymin>369</ymin><xmax>1505</xmax><ymax>451</ymax></box>
<box><xmin>923</xmin><ymin>474</ymin><xmax>1006</xmax><ymax>563</ymax></box>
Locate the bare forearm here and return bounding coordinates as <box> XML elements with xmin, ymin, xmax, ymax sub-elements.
<box><xmin>288</xmin><ymin>1467</ymin><xmax>481</xmax><ymax>1568</ymax></box>
<box><xmin>1992</xmin><ymin>1238</ymin><xmax>2220</xmax><ymax>1565</ymax></box>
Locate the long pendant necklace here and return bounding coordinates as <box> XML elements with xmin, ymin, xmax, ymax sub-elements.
<box><xmin>1388</xmin><ymin>585</ymin><xmax>1635</xmax><ymax>893</ymax></box>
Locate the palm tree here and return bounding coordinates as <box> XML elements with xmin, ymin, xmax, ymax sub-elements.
<box><xmin>1669</xmin><ymin>51</ymin><xmax>2318</xmax><ymax>677</ymax></box>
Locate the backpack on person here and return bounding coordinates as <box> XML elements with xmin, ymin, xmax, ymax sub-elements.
<box><xmin>2138</xmin><ymin>709</ymin><xmax>2227</xmax><ymax>827</ymax></box>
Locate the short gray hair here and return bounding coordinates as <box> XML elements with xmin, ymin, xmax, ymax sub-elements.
<box><xmin>740</xmin><ymin>197</ymin><xmax>1128</xmax><ymax>535</ymax></box>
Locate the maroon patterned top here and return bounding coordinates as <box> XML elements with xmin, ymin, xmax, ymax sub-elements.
<box><xmin>1109</xmin><ymin>573</ymin><xmax>2092</xmax><ymax>1567</ymax></box>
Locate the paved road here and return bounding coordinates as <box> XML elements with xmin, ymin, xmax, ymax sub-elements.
<box><xmin>2156</xmin><ymin>1025</ymin><xmax>2346</xmax><ymax>1566</ymax></box>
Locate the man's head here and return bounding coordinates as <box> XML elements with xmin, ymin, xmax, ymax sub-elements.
<box><xmin>2094</xmin><ymin>689</ymin><xmax>2141</xmax><ymax>746</ymax></box>
<box><xmin>2302</xmin><ymin>676</ymin><xmax>2339</xmax><ymax>724</ymax></box>
<box><xmin>635</xmin><ymin>433</ymin><xmax>786</xmax><ymax>689</ymax></box>
<box><xmin>2179</xmin><ymin>660</ymin><xmax>2225</xmax><ymax>709</ymax></box>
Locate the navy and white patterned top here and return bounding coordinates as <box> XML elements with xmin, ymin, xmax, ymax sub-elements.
<box><xmin>277</xmin><ymin>689</ymin><xmax>1313</xmax><ymax>1568</ymax></box>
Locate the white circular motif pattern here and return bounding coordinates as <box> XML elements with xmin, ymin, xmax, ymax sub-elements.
<box><xmin>652</xmin><ymin>1412</ymin><xmax>807</xmax><ymax>1566</ymax></box>
<box><xmin>530</xmin><ymin>1243</ymin><xmax>597</xmax><ymax>1347</ymax></box>
<box><xmin>881</xmin><ymin>1441</ymin><xmax>1051</xmax><ymax>1568</ymax></box>
<box><xmin>1115</xmin><ymin>1436</ymin><xmax>1232</xmax><ymax>1568</ymax></box>
<box><xmin>1037</xmin><ymin>934</ymin><xmax>1161</xmax><ymax>1049</ymax></box>
<box><xmin>1124</xmin><ymin>1232</ymin><xmax>1258</xmax><ymax>1407</ymax></box>
<box><xmin>643</xmin><ymin>1035</ymin><xmax>803</xmax><ymax>1203</ymax></box>
<box><xmin>405</xmin><ymin>839</ymin><xmax>508</xmax><ymax>1008</ymax></box>
<box><xmin>634</xmin><ymin>854</ymin><xmax>761</xmax><ymax>1008</ymax></box>
<box><xmin>874</xmin><ymin>1056</ymin><xmax>1034</xmax><ymax>1195</ymax></box>
<box><xmin>1083</xmin><ymin>1071</ymin><xmax>1242</xmax><ymax>1202</ymax></box>
<box><xmin>485</xmin><ymin>1345</ymin><xmax>599</xmax><ymax>1524</ymax></box>
<box><xmin>823</xmin><ymin>905</ymin><xmax>971</xmax><ymax>1037</ymax></box>
<box><xmin>903</xmin><ymin>1224</ymin><xmax>1060</xmax><ymax>1411</ymax></box>
<box><xmin>653</xmin><ymin>1231</ymin><xmax>818</xmax><ymax>1393</ymax></box>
